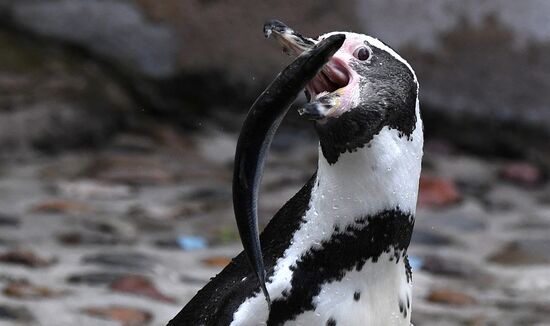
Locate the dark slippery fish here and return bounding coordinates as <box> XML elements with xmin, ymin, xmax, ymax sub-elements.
<box><xmin>232</xmin><ymin>32</ymin><xmax>345</xmax><ymax>305</ymax></box>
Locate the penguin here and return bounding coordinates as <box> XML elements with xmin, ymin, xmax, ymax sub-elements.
<box><xmin>168</xmin><ymin>20</ymin><xmax>423</xmax><ymax>326</ymax></box>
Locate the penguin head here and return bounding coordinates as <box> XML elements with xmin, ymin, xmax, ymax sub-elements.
<box><xmin>266</xmin><ymin>21</ymin><xmax>419</xmax><ymax>164</ymax></box>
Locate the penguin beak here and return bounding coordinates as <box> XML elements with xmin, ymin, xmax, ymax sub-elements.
<box><xmin>263</xmin><ymin>19</ymin><xmax>317</xmax><ymax>55</ymax></box>
<box><xmin>265</xmin><ymin>21</ymin><xmax>353</xmax><ymax>120</ymax></box>
<box><xmin>233</xmin><ymin>30</ymin><xmax>345</xmax><ymax>306</ymax></box>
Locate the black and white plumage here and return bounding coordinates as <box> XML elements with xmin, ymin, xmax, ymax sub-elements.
<box><xmin>168</xmin><ymin>20</ymin><xmax>422</xmax><ymax>326</ymax></box>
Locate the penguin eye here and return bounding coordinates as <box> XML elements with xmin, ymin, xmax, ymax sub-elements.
<box><xmin>354</xmin><ymin>47</ymin><xmax>370</xmax><ymax>61</ymax></box>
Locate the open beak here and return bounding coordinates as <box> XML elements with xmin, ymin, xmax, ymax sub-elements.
<box><xmin>233</xmin><ymin>26</ymin><xmax>345</xmax><ymax>306</ymax></box>
<box><xmin>265</xmin><ymin>20</ymin><xmax>352</xmax><ymax>120</ymax></box>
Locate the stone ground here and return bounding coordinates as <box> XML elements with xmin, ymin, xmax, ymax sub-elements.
<box><xmin>0</xmin><ymin>125</ymin><xmax>549</xmax><ymax>326</ymax></box>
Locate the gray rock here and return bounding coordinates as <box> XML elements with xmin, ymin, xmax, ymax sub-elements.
<box><xmin>358</xmin><ymin>0</ymin><xmax>550</xmax><ymax>132</ymax></box>
<box><xmin>421</xmin><ymin>255</ymin><xmax>482</xmax><ymax>279</ymax></box>
<box><xmin>0</xmin><ymin>100</ymin><xmax>122</xmax><ymax>155</ymax></box>
<box><xmin>67</xmin><ymin>271</ymin><xmax>135</xmax><ymax>286</ymax></box>
<box><xmin>8</xmin><ymin>0</ymin><xmax>179</xmax><ymax>77</ymax></box>
<box><xmin>489</xmin><ymin>239</ymin><xmax>550</xmax><ymax>265</ymax></box>
<box><xmin>57</xmin><ymin>230</ymin><xmax>132</xmax><ymax>246</ymax></box>
<box><xmin>82</xmin><ymin>154</ymin><xmax>176</xmax><ymax>186</ymax></box>
<box><xmin>358</xmin><ymin>1</ymin><xmax>550</xmax><ymax>51</ymax></box>
<box><xmin>484</xmin><ymin>185</ymin><xmax>536</xmax><ymax>210</ymax></box>
<box><xmin>411</xmin><ymin>229</ymin><xmax>453</xmax><ymax>246</ymax></box>
<box><xmin>432</xmin><ymin>155</ymin><xmax>496</xmax><ymax>192</ymax></box>
<box><xmin>109</xmin><ymin>133</ymin><xmax>158</xmax><ymax>153</ymax></box>
<box><xmin>55</xmin><ymin>180</ymin><xmax>132</xmax><ymax>200</ymax></box>
<box><xmin>82</xmin><ymin>251</ymin><xmax>155</xmax><ymax>271</ymax></box>
<box><xmin>0</xmin><ymin>28</ymin><xmax>132</xmax><ymax>156</ymax></box>
<box><xmin>0</xmin><ymin>304</ymin><xmax>34</xmax><ymax>322</ymax></box>
<box><xmin>0</xmin><ymin>213</ymin><xmax>19</xmax><ymax>227</ymax></box>
<box><xmin>510</xmin><ymin>216</ymin><xmax>550</xmax><ymax>230</ymax></box>
<box><xmin>419</xmin><ymin>203</ymin><xmax>487</xmax><ymax>232</ymax></box>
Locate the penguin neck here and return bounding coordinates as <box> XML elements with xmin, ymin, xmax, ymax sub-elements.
<box><xmin>312</xmin><ymin>124</ymin><xmax>423</xmax><ymax>230</ymax></box>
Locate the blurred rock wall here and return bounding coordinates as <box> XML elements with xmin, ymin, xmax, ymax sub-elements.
<box><xmin>1</xmin><ymin>0</ymin><xmax>179</xmax><ymax>78</ymax></box>
<box><xmin>358</xmin><ymin>0</ymin><xmax>550</xmax><ymax>154</ymax></box>
<box><xmin>0</xmin><ymin>0</ymin><xmax>548</xmax><ymax>156</ymax></box>
<box><xmin>0</xmin><ymin>29</ymin><xmax>131</xmax><ymax>157</ymax></box>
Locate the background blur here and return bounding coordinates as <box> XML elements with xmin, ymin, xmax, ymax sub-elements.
<box><xmin>0</xmin><ymin>1</ymin><xmax>549</xmax><ymax>325</ymax></box>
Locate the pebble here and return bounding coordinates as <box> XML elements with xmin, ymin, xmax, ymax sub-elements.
<box><xmin>421</xmin><ymin>255</ymin><xmax>481</xmax><ymax>279</ymax></box>
<box><xmin>179</xmin><ymin>274</ymin><xmax>211</xmax><ymax>285</ymax></box>
<box><xmin>426</xmin><ymin>288</ymin><xmax>477</xmax><ymax>306</ymax></box>
<box><xmin>156</xmin><ymin>235</ymin><xmax>209</xmax><ymax>251</ymax></box>
<box><xmin>500</xmin><ymin>162</ymin><xmax>543</xmax><ymax>187</ymax></box>
<box><xmin>84</xmin><ymin>218</ymin><xmax>137</xmax><ymax>240</ymax></box>
<box><xmin>31</xmin><ymin>199</ymin><xmax>89</xmax><ymax>214</ymax></box>
<box><xmin>0</xmin><ymin>304</ymin><xmax>34</xmax><ymax>322</ymax></box>
<box><xmin>3</xmin><ymin>281</ymin><xmax>66</xmax><ymax>299</ymax></box>
<box><xmin>489</xmin><ymin>239</ymin><xmax>550</xmax><ymax>265</ymax></box>
<box><xmin>418</xmin><ymin>176</ymin><xmax>461</xmax><ymax>208</ymax></box>
<box><xmin>177</xmin><ymin>236</ymin><xmax>207</xmax><ymax>251</ymax></box>
<box><xmin>110</xmin><ymin>133</ymin><xmax>158</xmax><ymax>153</ymax></box>
<box><xmin>82</xmin><ymin>306</ymin><xmax>151</xmax><ymax>326</ymax></box>
<box><xmin>56</xmin><ymin>180</ymin><xmax>132</xmax><ymax>200</ymax></box>
<box><xmin>127</xmin><ymin>206</ymin><xmax>173</xmax><ymax>231</ymax></box>
<box><xmin>437</xmin><ymin>155</ymin><xmax>495</xmax><ymax>190</ymax></box>
<box><xmin>510</xmin><ymin>216</ymin><xmax>550</xmax><ymax>230</ymax></box>
<box><xmin>420</xmin><ymin>209</ymin><xmax>486</xmax><ymax>232</ymax></box>
<box><xmin>0</xmin><ymin>213</ymin><xmax>20</xmax><ymax>227</ymax></box>
<box><xmin>67</xmin><ymin>271</ymin><xmax>131</xmax><ymax>286</ymax></box>
<box><xmin>84</xmin><ymin>156</ymin><xmax>175</xmax><ymax>186</ymax></box>
<box><xmin>411</xmin><ymin>229</ymin><xmax>452</xmax><ymax>246</ymax></box>
<box><xmin>110</xmin><ymin>275</ymin><xmax>176</xmax><ymax>303</ymax></box>
<box><xmin>484</xmin><ymin>185</ymin><xmax>534</xmax><ymax>210</ymax></box>
<box><xmin>202</xmin><ymin>256</ymin><xmax>232</xmax><ymax>268</ymax></box>
<box><xmin>186</xmin><ymin>187</ymin><xmax>231</xmax><ymax>201</ymax></box>
<box><xmin>196</xmin><ymin>133</ymin><xmax>236</xmax><ymax>165</ymax></box>
<box><xmin>83</xmin><ymin>252</ymin><xmax>155</xmax><ymax>270</ymax></box>
<box><xmin>0</xmin><ymin>250</ymin><xmax>54</xmax><ymax>268</ymax></box>
<box><xmin>57</xmin><ymin>231</ymin><xmax>121</xmax><ymax>245</ymax></box>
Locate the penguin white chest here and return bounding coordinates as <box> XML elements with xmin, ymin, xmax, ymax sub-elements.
<box><xmin>231</xmin><ymin>255</ymin><xmax>411</xmax><ymax>326</ymax></box>
<box><xmin>289</xmin><ymin>255</ymin><xmax>412</xmax><ymax>326</ymax></box>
